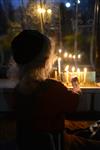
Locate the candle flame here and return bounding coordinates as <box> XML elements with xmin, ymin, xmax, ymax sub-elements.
<box><xmin>58</xmin><ymin>49</ymin><xmax>62</xmax><ymax>53</ymax></box>
<box><xmin>65</xmin><ymin>65</ymin><xmax>69</xmax><ymax>71</ymax></box>
<box><xmin>69</xmin><ymin>54</ymin><xmax>72</xmax><ymax>58</ymax></box>
<box><xmin>72</xmin><ymin>66</ymin><xmax>75</xmax><ymax>72</ymax></box>
<box><xmin>78</xmin><ymin>54</ymin><xmax>81</xmax><ymax>59</ymax></box>
<box><xmin>84</xmin><ymin>67</ymin><xmax>87</xmax><ymax>72</ymax></box>
<box><xmin>77</xmin><ymin>68</ymin><xmax>80</xmax><ymax>72</ymax></box>
<box><xmin>64</xmin><ymin>52</ymin><xmax>68</xmax><ymax>58</ymax></box>
<box><xmin>73</xmin><ymin>55</ymin><xmax>76</xmax><ymax>59</ymax></box>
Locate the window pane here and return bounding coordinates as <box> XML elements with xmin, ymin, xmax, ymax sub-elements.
<box><xmin>0</xmin><ymin>0</ymin><xmax>100</xmax><ymax>80</ymax></box>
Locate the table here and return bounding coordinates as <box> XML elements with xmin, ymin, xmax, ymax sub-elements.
<box><xmin>0</xmin><ymin>79</ymin><xmax>100</xmax><ymax>112</ymax></box>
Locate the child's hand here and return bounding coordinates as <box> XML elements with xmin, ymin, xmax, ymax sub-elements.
<box><xmin>71</xmin><ymin>76</ymin><xmax>81</xmax><ymax>94</ymax></box>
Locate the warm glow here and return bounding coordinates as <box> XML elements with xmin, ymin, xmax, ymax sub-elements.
<box><xmin>72</xmin><ymin>66</ymin><xmax>75</xmax><ymax>72</ymax></box>
<box><xmin>58</xmin><ymin>57</ymin><xmax>61</xmax><ymax>75</ymax></box>
<box><xmin>69</xmin><ymin>54</ymin><xmax>72</xmax><ymax>58</ymax></box>
<box><xmin>71</xmin><ymin>66</ymin><xmax>75</xmax><ymax>77</ymax></box>
<box><xmin>84</xmin><ymin>67</ymin><xmax>87</xmax><ymax>72</ymax></box>
<box><xmin>64</xmin><ymin>52</ymin><xmax>68</xmax><ymax>58</ymax></box>
<box><xmin>47</xmin><ymin>9</ymin><xmax>52</xmax><ymax>14</ymax></box>
<box><xmin>77</xmin><ymin>68</ymin><xmax>80</xmax><ymax>82</ymax></box>
<box><xmin>37</xmin><ymin>8</ymin><xmax>46</xmax><ymax>14</ymax></box>
<box><xmin>58</xmin><ymin>57</ymin><xmax>61</xmax><ymax>61</ymax></box>
<box><xmin>65</xmin><ymin>65</ymin><xmax>69</xmax><ymax>71</ymax></box>
<box><xmin>58</xmin><ymin>49</ymin><xmax>62</xmax><ymax>53</ymax></box>
<box><xmin>65</xmin><ymin>65</ymin><xmax>69</xmax><ymax>83</ymax></box>
<box><xmin>77</xmin><ymin>68</ymin><xmax>80</xmax><ymax>73</ymax></box>
<box><xmin>83</xmin><ymin>68</ymin><xmax>87</xmax><ymax>83</ymax></box>
<box><xmin>73</xmin><ymin>55</ymin><xmax>76</xmax><ymax>59</ymax></box>
<box><xmin>54</xmin><ymin>49</ymin><xmax>96</xmax><ymax>85</ymax></box>
<box><xmin>78</xmin><ymin>54</ymin><xmax>81</xmax><ymax>59</ymax></box>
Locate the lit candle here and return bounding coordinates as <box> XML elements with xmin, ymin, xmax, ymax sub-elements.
<box><xmin>58</xmin><ymin>57</ymin><xmax>61</xmax><ymax>77</ymax></box>
<box><xmin>65</xmin><ymin>65</ymin><xmax>69</xmax><ymax>83</ymax></box>
<box><xmin>58</xmin><ymin>49</ymin><xmax>62</xmax><ymax>54</ymax></box>
<box><xmin>69</xmin><ymin>54</ymin><xmax>72</xmax><ymax>59</ymax></box>
<box><xmin>77</xmin><ymin>54</ymin><xmax>81</xmax><ymax>59</ymax></box>
<box><xmin>83</xmin><ymin>68</ymin><xmax>87</xmax><ymax>83</ymax></box>
<box><xmin>64</xmin><ymin>52</ymin><xmax>68</xmax><ymax>58</ymax></box>
<box><xmin>73</xmin><ymin>55</ymin><xmax>76</xmax><ymax>59</ymax></box>
<box><xmin>72</xmin><ymin>66</ymin><xmax>75</xmax><ymax>76</ymax></box>
<box><xmin>77</xmin><ymin>68</ymin><xmax>80</xmax><ymax>82</ymax></box>
<box><xmin>54</xmin><ymin>70</ymin><xmax>57</xmax><ymax>79</ymax></box>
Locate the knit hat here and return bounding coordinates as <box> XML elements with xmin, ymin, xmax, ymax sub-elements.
<box><xmin>11</xmin><ymin>30</ymin><xmax>51</xmax><ymax>65</ymax></box>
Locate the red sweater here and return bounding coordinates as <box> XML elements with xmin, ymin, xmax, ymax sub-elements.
<box><xmin>16</xmin><ymin>79</ymin><xmax>79</xmax><ymax>132</ymax></box>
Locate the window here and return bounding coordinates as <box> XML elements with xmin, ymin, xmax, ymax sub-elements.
<box><xmin>0</xmin><ymin>0</ymin><xmax>100</xmax><ymax>79</ymax></box>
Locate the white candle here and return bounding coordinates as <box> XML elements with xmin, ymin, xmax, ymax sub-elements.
<box><xmin>58</xmin><ymin>57</ymin><xmax>61</xmax><ymax>77</ymax></box>
<box><xmin>54</xmin><ymin>70</ymin><xmax>57</xmax><ymax>79</ymax></box>
<box><xmin>72</xmin><ymin>66</ymin><xmax>75</xmax><ymax>76</ymax></box>
<box><xmin>77</xmin><ymin>68</ymin><xmax>80</xmax><ymax>82</ymax></box>
<box><xmin>83</xmin><ymin>68</ymin><xmax>87</xmax><ymax>83</ymax></box>
<box><xmin>65</xmin><ymin>65</ymin><xmax>69</xmax><ymax>83</ymax></box>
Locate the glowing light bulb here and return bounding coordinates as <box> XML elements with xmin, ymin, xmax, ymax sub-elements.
<box><xmin>65</xmin><ymin>2</ymin><xmax>71</xmax><ymax>8</ymax></box>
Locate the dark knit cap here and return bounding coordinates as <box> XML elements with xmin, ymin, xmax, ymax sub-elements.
<box><xmin>11</xmin><ymin>30</ymin><xmax>51</xmax><ymax>65</ymax></box>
